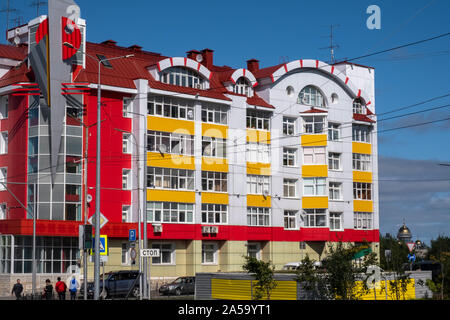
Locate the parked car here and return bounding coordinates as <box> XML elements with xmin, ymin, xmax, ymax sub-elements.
<box><xmin>159</xmin><ymin>276</ymin><xmax>195</xmax><ymax>296</ymax></box>
<box><xmin>80</xmin><ymin>270</ymin><xmax>141</xmax><ymax>299</ymax></box>
<box><xmin>282</xmin><ymin>261</ymin><xmax>322</xmax><ymax>271</ymax></box>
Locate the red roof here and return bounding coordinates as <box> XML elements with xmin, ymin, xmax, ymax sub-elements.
<box><xmin>0</xmin><ymin>44</ymin><xmax>28</xmax><ymax>61</ymax></box>
<box><xmin>300</xmin><ymin>107</ymin><xmax>328</xmax><ymax>114</ymax></box>
<box><xmin>353</xmin><ymin>113</ymin><xmax>376</xmax><ymax>123</ymax></box>
<box><xmin>0</xmin><ymin>63</ymin><xmax>33</xmax><ymax>88</ymax></box>
<box><xmin>247</xmin><ymin>94</ymin><xmax>275</xmax><ymax>109</ymax></box>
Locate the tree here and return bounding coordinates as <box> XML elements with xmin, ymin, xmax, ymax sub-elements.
<box><xmin>295</xmin><ymin>254</ymin><xmax>327</xmax><ymax>300</ymax></box>
<box><xmin>428</xmin><ymin>235</ymin><xmax>450</xmax><ymax>299</ymax></box>
<box><xmin>242</xmin><ymin>256</ymin><xmax>277</xmax><ymax>300</ymax></box>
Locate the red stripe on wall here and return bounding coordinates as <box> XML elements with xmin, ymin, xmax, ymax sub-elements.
<box><xmin>345</xmin><ymin>77</ymin><xmax>349</xmax><ymax>84</ymax></box>
<box><xmin>283</xmin><ymin>64</ymin><xmax>288</xmax><ymax>73</ymax></box>
<box><xmin>300</xmin><ymin>60</ymin><xmax>303</xmax><ymax>68</ymax></box>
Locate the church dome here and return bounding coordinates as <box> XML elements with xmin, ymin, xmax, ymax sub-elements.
<box><xmin>397</xmin><ymin>222</ymin><xmax>412</xmax><ymax>242</ymax></box>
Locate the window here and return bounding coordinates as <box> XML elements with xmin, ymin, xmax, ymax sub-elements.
<box><xmin>201</xmin><ymin>104</ymin><xmax>227</xmax><ymax>124</ymax></box>
<box><xmin>201</xmin><ymin>171</ymin><xmax>228</xmax><ymax>192</ymax></box>
<box><xmin>283</xmin><ymin>148</ymin><xmax>297</xmax><ymax>167</ymax></box>
<box><xmin>122</xmin><ymin>205</ymin><xmax>131</xmax><ymax>222</ymax></box>
<box><xmin>354</xmin><ymin>212</ymin><xmax>373</xmax><ymax>230</ymax></box>
<box><xmin>353</xmin><ymin>182</ymin><xmax>372</xmax><ymax>200</ymax></box>
<box><xmin>147</xmin><ymin>202</ymin><xmax>194</xmax><ymax>223</ymax></box>
<box><xmin>247</xmin><ymin>175</ymin><xmax>270</xmax><ymax>195</ymax></box>
<box><xmin>234</xmin><ymin>77</ymin><xmax>252</xmax><ymax>97</ymax></box>
<box><xmin>330</xmin><ymin>212</ymin><xmax>343</xmax><ymax>231</ymax></box>
<box><xmin>122</xmin><ymin>169</ymin><xmax>131</xmax><ymax>190</ymax></box>
<box><xmin>283</xmin><ymin>117</ymin><xmax>296</xmax><ymax>136</ymax></box>
<box><xmin>246</xmin><ymin>110</ymin><xmax>270</xmax><ymax>131</ymax></box>
<box><xmin>122</xmin><ymin>133</ymin><xmax>132</xmax><ymax>154</ymax></box>
<box><xmin>151</xmin><ymin>243</ymin><xmax>174</xmax><ymax>264</ymax></box>
<box><xmin>147</xmin><ymin>167</ymin><xmax>195</xmax><ymax>190</ymax></box>
<box><xmin>304</xmin><ymin>209</ymin><xmax>327</xmax><ymax>227</ymax></box>
<box><xmin>299</xmin><ymin>86</ymin><xmax>326</xmax><ymax>108</ymax></box>
<box><xmin>353</xmin><ymin>98</ymin><xmax>366</xmax><ymax>114</ymax></box>
<box><xmin>0</xmin><ymin>96</ymin><xmax>8</xmax><ymax>119</ymax></box>
<box><xmin>246</xmin><ymin>143</ymin><xmax>270</xmax><ymax>164</ymax></box>
<box><xmin>303</xmin><ymin>147</ymin><xmax>326</xmax><ymax>165</ymax></box>
<box><xmin>247</xmin><ymin>207</ymin><xmax>270</xmax><ymax>226</ymax></box>
<box><xmin>328</xmin><ymin>152</ymin><xmax>341</xmax><ymax>170</ymax></box>
<box><xmin>247</xmin><ymin>243</ymin><xmax>261</xmax><ymax>260</ymax></box>
<box><xmin>0</xmin><ymin>168</ymin><xmax>6</xmax><ymax>190</ymax></box>
<box><xmin>0</xmin><ymin>235</ymin><xmax>11</xmax><ymax>273</ymax></box>
<box><xmin>0</xmin><ymin>132</ymin><xmax>8</xmax><ymax>154</ymax></box>
<box><xmin>148</xmin><ymin>96</ymin><xmax>195</xmax><ymax>120</ymax></box>
<box><xmin>123</xmin><ymin>98</ymin><xmax>132</xmax><ymax>118</ymax></box>
<box><xmin>202</xmin><ymin>137</ymin><xmax>227</xmax><ymax>158</ymax></box>
<box><xmin>303</xmin><ymin>178</ymin><xmax>326</xmax><ymax>196</ymax></box>
<box><xmin>201</xmin><ymin>204</ymin><xmax>228</xmax><ymax>224</ymax></box>
<box><xmin>328</xmin><ymin>123</ymin><xmax>340</xmax><ymax>141</ymax></box>
<box><xmin>161</xmin><ymin>66</ymin><xmax>205</xmax><ymax>89</ymax></box>
<box><xmin>329</xmin><ymin>182</ymin><xmax>343</xmax><ymax>201</ymax></box>
<box><xmin>303</xmin><ymin>116</ymin><xmax>326</xmax><ymax>134</ymax></box>
<box><xmin>0</xmin><ymin>203</ymin><xmax>6</xmax><ymax>220</ymax></box>
<box><xmin>352</xmin><ymin>125</ymin><xmax>371</xmax><ymax>143</ymax></box>
<box><xmin>202</xmin><ymin>242</ymin><xmax>217</xmax><ymax>264</ymax></box>
<box><xmin>284</xmin><ymin>211</ymin><xmax>297</xmax><ymax>229</ymax></box>
<box><xmin>148</xmin><ymin>131</ymin><xmax>194</xmax><ymax>156</ymax></box>
<box><xmin>121</xmin><ymin>243</ymin><xmax>130</xmax><ymax>265</ymax></box>
<box><xmin>283</xmin><ymin>179</ymin><xmax>297</xmax><ymax>198</ymax></box>
<box><xmin>353</xmin><ymin>153</ymin><xmax>371</xmax><ymax>171</ymax></box>
<box><xmin>66</xmin><ymin>157</ymin><xmax>81</xmax><ymax>174</ymax></box>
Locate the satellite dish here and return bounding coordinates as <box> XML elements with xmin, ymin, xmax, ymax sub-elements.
<box><xmin>263</xmin><ymin>190</ymin><xmax>269</xmax><ymax>198</ymax></box>
<box><xmin>86</xmin><ymin>194</ymin><xmax>93</xmax><ymax>203</ymax></box>
<box><xmin>187</xmin><ymin>110</ymin><xmax>194</xmax><ymax>119</ymax></box>
<box><xmin>14</xmin><ymin>28</ymin><xmax>20</xmax><ymax>35</ymax></box>
<box><xmin>196</xmin><ymin>54</ymin><xmax>203</xmax><ymax>63</ymax></box>
<box><xmin>158</xmin><ymin>145</ymin><xmax>167</xmax><ymax>154</ymax></box>
<box><xmin>13</xmin><ymin>36</ymin><xmax>20</xmax><ymax>46</ymax></box>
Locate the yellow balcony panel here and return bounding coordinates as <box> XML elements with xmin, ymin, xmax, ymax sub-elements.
<box><xmin>302</xmin><ymin>197</ymin><xmax>328</xmax><ymax>209</ymax></box>
<box><xmin>353</xmin><ymin>200</ymin><xmax>373</xmax><ymax>212</ymax></box>
<box><xmin>247</xmin><ymin>195</ymin><xmax>271</xmax><ymax>207</ymax></box>
<box><xmin>202</xmin><ymin>123</ymin><xmax>228</xmax><ymax>139</ymax></box>
<box><xmin>246</xmin><ymin>162</ymin><xmax>271</xmax><ymax>176</ymax></box>
<box><xmin>202</xmin><ymin>157</ymin><xmax>229</xmax><ymax>173</ymax></box>
<box><xmin>302</xmin><ymin>165</ymin><xmax>328</xmax><ymax>178</ymax></box>
<box><xmin>301</xmin><ymin>134</ymin><xmax>327</xmax><ymax>147</ymax></box>
<box><xmin>352</xmin><ymin>142</ymin><xmax>372</xmax><ymax>155</ymax></box>
<box><xmin>147</xmin><ymin>116</ymin><xmax>195</xmax><ymax>135</ymax></box>
<box><xmin>353</xmin><ymin>171</ymin><xmax>373</xmax><ymax>183</ymax></box>
<box><xmin>147</xmin><ymin>189</ymin><xmax>195</xmax><ymax>203</ymax></box>
<box><xmin>246</xmin><ymin>129</ymin><xmax>271</xmax><ymax>144</ymax></box>
<box><xmin>202</xmin><ymin>192</ymin><xmax>229</xmax><ymax>205</ymax></box>
<box><xmin>148</xmin><ymin>152</ymin><xmax>195</xmax><ymax>170</ymax></box>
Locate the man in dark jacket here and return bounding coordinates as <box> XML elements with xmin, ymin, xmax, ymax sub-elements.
<box><xmin>11</xmin><ymin>279</ymin><xmax>23</xmax><ymax>300</ymax></box>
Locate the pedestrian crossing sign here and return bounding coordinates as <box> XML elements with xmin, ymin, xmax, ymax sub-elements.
<box><xmin>90</xmin><ymin>235</ymin><xmax>108</xmax><ymax>256</ymax></box>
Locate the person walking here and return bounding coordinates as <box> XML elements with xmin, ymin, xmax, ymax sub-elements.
<box><xmin>43</xmin><ymin>279</ymin><xmax>53</xmax><ymax>300</ymax></box>
<box><xmin>68</xmin><ymin>276</ymin><xmax>79</xmax><ymax>300</ymax></box>
<box><xmin>55</xmin><ymin>277</ymin><xmax>67</xmax><ymax>300</ymax></box>
<box><xmin>11</xmin><ymin>279</ymin><xmax>23</xmax><ymax>300</ymax></box>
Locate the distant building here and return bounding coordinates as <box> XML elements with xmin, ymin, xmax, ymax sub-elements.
<box><xmin>397</xmin><ymin>221</ymin><xmax>412</xmax><ymax>242</ymax></box>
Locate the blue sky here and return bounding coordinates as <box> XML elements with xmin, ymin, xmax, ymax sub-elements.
<box><xmin>3</xmin><ymin>0</ymin><xmax>450</xmax><ymax>244</ymax></box>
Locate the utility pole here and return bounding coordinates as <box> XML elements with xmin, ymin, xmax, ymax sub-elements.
<box><xmin>30</xmin><ymin>0</ymin><xmax>47</xmax><ymax>17</ymax></box>
<box><xmin>320</xmin><ymin>24</ymin><xmax>340</xmax><ymax>64</ymax></box>
<box><xmin>0</xmin><ymin>0</ymin><xmax>18</xmax><ymax>43</ymax></box>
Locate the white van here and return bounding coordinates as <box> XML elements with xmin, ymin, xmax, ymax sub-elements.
<box><xmin>282</xmin><ymin>261</ymin><xmax>322</xmax><ymax>271</ymax></box>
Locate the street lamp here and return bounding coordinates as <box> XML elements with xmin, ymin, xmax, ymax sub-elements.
<box><xmin>63</xmin><ymin>42</ymin><xmax>133</xmax><ymax>300</ymax></box>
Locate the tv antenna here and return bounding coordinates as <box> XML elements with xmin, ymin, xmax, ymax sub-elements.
<box><xmin>30</xmin><ymin>0</ymin><xmax>47</xmax><ymax>17</ymax></box>
<box><xmin>0</xmin><ymin>0</ymin><xmax>19</xmax><ymax>41</ymax></box>
<box><xmin>320</xmin><ymin>24</ymin><xmax>340</xmax><ymax>64</ymax></box>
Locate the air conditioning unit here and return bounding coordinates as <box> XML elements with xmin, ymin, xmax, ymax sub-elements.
<box><xmin>153</xmin><ymin>224</ymin><xmax>163</xmax><ymax>233</ymax></box>
<box><xmin>210</xmin><ymin>226</ymin><xmax>218</xmax><ymax>234</ymax></box>
<box><xmin>194</xmin><ymin>83</ymin><xmax>202</xmax><ymax>90</ymax></box>
<box><xmin>201</xmin><ymin>226</ymin><xmax>210</xmax><ymax>234</ymax></box>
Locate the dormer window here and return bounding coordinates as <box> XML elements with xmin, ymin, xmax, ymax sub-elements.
<box><xmin>299</xmin><ymin>86</ymin><xmax>326</xmax><ymax>108</ymax></box>
<box><xmin>234</xmin><ymin>77</ymin><xmax>252</xmax><ymax>97</ymax></box>
<box><xmin>353</xmin><ymin>98</ymin><xmax>366</xmax><ymax>114</ymax></box>
<box><xmin>160</xmin><ymin>67</ymin><xmax>204</xmax><ymax>89</ymax></box>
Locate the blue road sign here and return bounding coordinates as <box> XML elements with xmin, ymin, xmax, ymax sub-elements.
<box><xmin>129</xmin><ymin>229</ymin><xmax>136</xmax><ymax>242</ymax></box>
<box><xmin>90</xmin><ymin>235</ymin><xmax>108</xmax><ymax>256</ymax></box>
<box><xmin>408</xmin><ymin>253</ymin><xmax>416</xmax><ymax>262</ymax></box>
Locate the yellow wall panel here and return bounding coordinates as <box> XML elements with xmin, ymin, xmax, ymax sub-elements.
<box><xmin>148</xmin><ymin>152</ymin><xmax>195</xmax><ymax>170</ymax></box>
<box><xmin>202</xmin><ymin>123</ymin><xmax>228</xmax><ymax>139</ymax></box>
<box><xmin>302</xmin><ymin>197</ymin><xmax>328</xmax><ymax>209</ymax></box>
<box><xmin>257</xmin><ymin>281</ymin><xmax>297</xmax><ymax>300</ymax></box>
<box><xmin>147</xmin><ymin>189</ymin><xmax>195</xmax><ymax>203</ymax></box>
<box><xmin>202</xmin><ymin>192</ymin><xmax>229</xmax><ymax>204</ymax></box>
<box><xmin>302</xmin><ymin>165</ymin><xmax>328</xmax><ymax>178</ymax></box>
<box><xmin>353</xmin><ymin>171</ymin><xmax>373</xmax><ymax>183</ymax></box>
<box><xmin>352</xmin><ymin>142</ymin><xmax>372</xmax><ymax>155</ymax></box>
<box><xmin>247</xmin><ymin>129</ymin><xmax>271</xmax><ymax>144</ymax></box>
<box><xmin>246</xmin><ymin>162</ymin><xmax>271</xmax><ymax>175</ymax></box>
<box><xmin>202</xmin><ymin>157</ymin><xmax>229</xmax><ymax>172</ymax></box>
<box><xmin>353</xmin><ymin>280</ymin><xmax>416</xmax><ymax>300</ymax></box>
<box><xmin>212</xmin><ymin>279</ymin><xmax>253</xmax><ymax>300</ymax></box>
<box><xmin>247</xmin><ymin>195</ymin><xmax>271</xmax><ymax>207</ymax></box>
<box><xmin>301</xmin><ymin>134</ymin><xmax>327</xmax><ymax>147</ymax></box>
<box><xmin>353</xmin><ymin>200</ymin><xmax>373</xmax><ymax>212</ymax></box>
<box><xmin>147</xmin><ymin>116</ymin><xmax>195</xmax><ymax>135</ymax></box>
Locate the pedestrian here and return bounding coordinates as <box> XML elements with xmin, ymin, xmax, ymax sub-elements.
<box><xmin>68</xmin><ymin>276</ymin><xmax>79</xmax><ymax>300</ymax></box>
<box><xmin>43</xmin><ymin>279</ymin><xmax>53</xmax><ymax>300</ymax></box>
<box><xmin>55</xmin><ymin>277</ymin><xmax>67</xmax><ymax>300</ymax></box>
<box><xmin>11</xmin><ymin>279</ymin><xmax>23</xmax><ymax>300</ymax></box>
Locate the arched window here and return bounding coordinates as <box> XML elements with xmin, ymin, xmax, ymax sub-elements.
<box><xmin>160</xmin><ymin>67</ymin><xmax>204</xmax><ymax>89</ymax></box>
<box><xmin>353</xmin><ymin>98</ymin><xmax>366</xmax><ymax>114</ymax></box>
<box><xmin>298</xmin><ymin>86</ymin><xmax>326</xmax><ymax>108</ymax></box>
<box><xmin>234</xmin><ymin>77</ymin><xmax>252</xmax><ymax>97</ymax></box>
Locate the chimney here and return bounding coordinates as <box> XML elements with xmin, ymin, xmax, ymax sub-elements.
<box><xmin>201</xmin><ymin>48</ymin><xmax>214</xmax><ymax>69</ymax></box>
<box><xmin>247</xmin><ymin>59</ymin><xmax>260</xmax><ymax>73</ymax></box>
<box><xmin>186</xmin><ymin>50</ymin><xmax>202</xmax><ymax>61</ymax></box>
<box><xmin>128</xmin><ymin>45</ymin><xmax>142</xmax><ymax>52</ymax></box>
<box><xmin>101</xmin><ymin>40</ymin><xmax>117</xmax><ymax>46</ymax></box>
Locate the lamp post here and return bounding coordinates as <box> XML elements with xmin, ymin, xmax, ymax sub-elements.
<box><xmin>63</xmin><ymin>42</ymin><xmax>133</xmax><ymax>300</ymax></box>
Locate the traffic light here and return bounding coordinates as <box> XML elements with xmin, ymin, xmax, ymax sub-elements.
<box><xmin>84</xmin><ymin>225</ymin><xmax>93</xmax><ymax>250</ymax></box>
